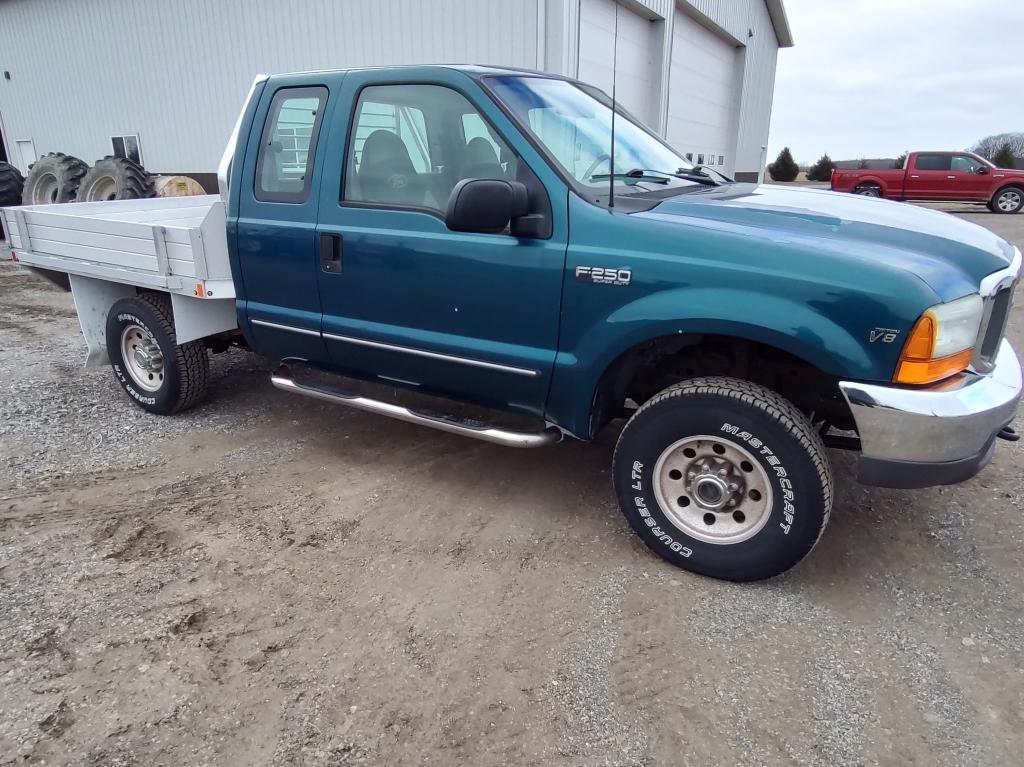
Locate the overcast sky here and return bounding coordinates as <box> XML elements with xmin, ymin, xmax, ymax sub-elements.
<box><xmin>767</xmin><ymin>0</ymin><xmax>1024</xmax><ymax>164</ymax></box>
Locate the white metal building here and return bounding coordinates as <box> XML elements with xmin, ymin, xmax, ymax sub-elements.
<box><xmin>0</xmin><ymin>0</ymin><xmax>791</xmax><ymax>189</ymax></box>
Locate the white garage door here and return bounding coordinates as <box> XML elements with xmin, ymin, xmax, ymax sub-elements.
<box><xmin>666</xmin><ymin>10</ymin><xmax>740</xmax><ymax>173</ymax></box>
<box><xmin>577</xmin><ymin>0</ymin><xmax>658</xmax><ymax>127</ymax></box>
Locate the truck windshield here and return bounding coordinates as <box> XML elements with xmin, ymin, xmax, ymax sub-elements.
<box><xmin>486</xmin><ymin>75</ymin><xmax>700</xmax><ymax>195</ymax></box>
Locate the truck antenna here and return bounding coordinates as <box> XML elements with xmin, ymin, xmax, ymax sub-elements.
<box><xmin>608</xmin><ymin>1</ymin><xmax>618</xmax><ymax>210</ymax></box>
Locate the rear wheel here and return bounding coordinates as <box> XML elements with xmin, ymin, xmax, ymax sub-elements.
<box><xmin>613</xmin><ymin>377</ymin><xmax>833</xmax><ymax>582</ymax></box>
<box><xmin>105</xmin><ymin>294</ymin><xmax>209</xmax><ymax>414</ymax></box>
<box><xmin>853</xmin><ymin>183</ymin><xmax>882</xmax><ymax>197</ymax></box>
<box><xmin>991</xmin><ymin>186</ymin><xmax>1024</xmax><ymax>214</ymax></box>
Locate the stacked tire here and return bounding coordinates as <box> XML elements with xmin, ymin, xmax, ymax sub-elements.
<box><xmin>76</xmin><ymin>156</ymin><xmax>155</xmax><ymax>202</ymax></box>
<box><xmin>0</xmin><ymin>161</ymin><xmax>25</xmax><ymax>239</ymax></box>
<box><xmin>19</xmin><ymin>153</ymin><xmax>156</xmax><ymax>205</ymax></box>
<box><xmin>21</xmin><ymin>152</ymin><xmax>89</xmax><ymax>204</ymax></box>
<box><xmin>0</xmin><ymin>162</ymin><xmax>24</xmax><ymax>207</ymax></box>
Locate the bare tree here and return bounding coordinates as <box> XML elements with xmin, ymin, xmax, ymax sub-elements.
<box><xmin>970</xmin><ymin>132</ymin><xmax>1024</xmax><ymax>160</ymax></box>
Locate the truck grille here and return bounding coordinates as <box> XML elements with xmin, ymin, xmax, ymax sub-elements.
<box><xmin>973</xmin><ymin>283</ymin><xmax>1014</xmax><ymax>373</ymax></box>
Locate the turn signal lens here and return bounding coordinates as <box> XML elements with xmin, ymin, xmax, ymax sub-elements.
<box><xmin>902</xmin><ymin>313</ymin><xmax>936</xmax><ymax>360</ymax></box>
<box><xmin>895</xmin><ymin>348</ymin><xmax>974</xmax><ymax>385</ymax></box>
<box><xmin>894</xmin><ymin>295</ymin><xmax>983</xmax><ymax>385</ymax></box>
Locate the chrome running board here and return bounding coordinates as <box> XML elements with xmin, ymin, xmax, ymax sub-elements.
<box><xmin>271</xmin><ymin>367</ymin><xmax>562</xmax><ymax>448</ymax></box>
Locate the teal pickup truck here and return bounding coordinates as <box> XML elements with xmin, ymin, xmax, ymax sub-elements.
<box><xmin>3</xmin><ymin>66</ymin><xmax>1020</xmax><ymax>581</ymax></box>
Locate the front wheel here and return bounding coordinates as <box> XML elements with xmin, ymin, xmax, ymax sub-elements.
<box><xmin>613</xmin><ymin>378</ymin><xmax>833</xmax><ymax>582</ymax></box>
<box><xmin>991</xmin><ymin>186</ymin><xmax>1024</xmax><ymax>214</ymax></box>
<box><xmin>105</xmin><ymin>294</ymin><xmax>209</xmax><ymax>414</ymax></box>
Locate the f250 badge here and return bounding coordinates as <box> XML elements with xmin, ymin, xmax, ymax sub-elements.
<box><xmin>869</xmin><ymin>327</ymin><xmax>900</xmax><ymax>343</ymax></box>
<box><xmin>576</xmin><ymin>266</ymin><xmax>632</xmax><ymax>286</ymax></box>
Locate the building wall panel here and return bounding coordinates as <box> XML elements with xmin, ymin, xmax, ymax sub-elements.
<box><xmin>0</xmin><ymin>0</ymin><xmax>540</xmax><ymax>176</ymax></box>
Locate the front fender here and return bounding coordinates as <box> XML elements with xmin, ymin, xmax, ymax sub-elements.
<box><xmin>546</xmin><ymin>287</ymin><xmax>888</xmax><ymax>439</ymax></box>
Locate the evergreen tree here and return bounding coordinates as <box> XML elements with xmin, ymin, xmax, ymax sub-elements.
<box><xmin>767</xmin><ymin>147</ymin><xmax>800</xmax><ymax>182</ymax></box>
<box><xmin>806</xmin><ymin>153</ymin><xmax>836</xmax><ymax>182</ymax></box>
<box><xmin>892</xmin><ymin>153</ymin><xmax>908</xmax><ymax>169</ymax></box>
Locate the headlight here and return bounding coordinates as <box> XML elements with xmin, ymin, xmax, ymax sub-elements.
<box><xmin>895</xmin><ymin>293</ymin><xmax>983</xmax><ymax>384</ymax></box>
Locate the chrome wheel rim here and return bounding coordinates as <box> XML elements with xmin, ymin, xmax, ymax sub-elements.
<box><xmin>653</xmin><ymin>435</ymin><xmax>773</xmax><ymax>545</ymax></box>
<box><xmin>120</xmin><ymin>324</ymin><xmax>164</xmax><ymax>391</ymax></box>
<box><xmin>856</xmin><ymin>187</ymin><xmax>880</xmax><ymax>197</ymax></box>
<box><xmin>997</xmin><ymin>190</ymin><xmax>1021</xmax><ymax>212</ymax></box>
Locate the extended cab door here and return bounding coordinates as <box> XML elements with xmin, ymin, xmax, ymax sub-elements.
<box><xmin>233</xmin><ymin>76</ymin><xmax>339</xmax><ymax>363</ymax></box>
<box><xmin>312</xmin><ymin>70</ymin><xmax>568</xmax><ymax>417</ymax></box>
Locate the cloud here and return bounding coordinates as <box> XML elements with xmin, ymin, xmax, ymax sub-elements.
<box><xmin>767</xmin><ymin>0</ymin><xmax>1024</xmax><ymax>164</ymax></box>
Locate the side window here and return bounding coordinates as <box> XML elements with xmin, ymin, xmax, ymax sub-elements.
<box><xmin>255</xmin><ymin>87</ymin><xmax>327</xmax><ymax>203</ymax></box>
<box><xmin>951</xmin><ymin>155</ymin><xmax>982</xmax><ymax>173</ymax></box>
<box><xmin>914</xmin><ymin>154</ymin><xmax>951</xmax><ymax>172</ymax></box>
<box><xmin>343</xmin><ymin>84</ymin><xmax>519</xmax><ymax>213</ymax></box>
<box><xmin>352</xmin><ymin>101</ymin><xmax>430</xmax><ymax>173</ymax></box>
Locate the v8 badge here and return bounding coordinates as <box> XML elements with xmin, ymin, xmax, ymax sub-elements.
<box><xmin>869</xmin><ymin>327</ymin><xmax>900</xmax><ymax>343</ymax></box>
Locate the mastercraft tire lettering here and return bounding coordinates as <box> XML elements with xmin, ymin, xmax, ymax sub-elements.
<box><xmin>613</xmin><ymin>377</ymin><xmax>833</xmax><ymax>582</ymax></box>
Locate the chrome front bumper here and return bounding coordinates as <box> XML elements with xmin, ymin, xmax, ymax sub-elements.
<box><xmin>839</xmin><ymin>339</ymin><xmax>1022</xmax><ymax>488</ymax></box>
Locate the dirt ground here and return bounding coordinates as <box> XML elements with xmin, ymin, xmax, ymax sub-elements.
<box><xmin>1</xmin><ymin>205</ymin><xmax>1022</xmax><ymax>767</ymax></box>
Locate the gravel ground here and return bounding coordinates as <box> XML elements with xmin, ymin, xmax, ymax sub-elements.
<box><xmin>0</xmin><ymin>205</ymin><xmax>1022</xmax><ymax>766</ymax></box>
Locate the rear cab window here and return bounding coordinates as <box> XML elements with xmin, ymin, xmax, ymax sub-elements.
<box><xmin>913</xmin><ymin>154</ymin><xmax>951</xmax><ymax>172</ymax></box>
<box><xmin>255</xmin><ymin>86</ymin><xmax>328</xmax><ymax>203</ymax></box>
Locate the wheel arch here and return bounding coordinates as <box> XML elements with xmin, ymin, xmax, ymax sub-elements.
<box><xmin>547</xmin><ymin>290</ymin><xmax>874</xmax><ymax>439</ymax></box>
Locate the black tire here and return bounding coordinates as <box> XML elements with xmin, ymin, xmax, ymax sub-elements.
<box><xmin>613</xmin><ymin>377</ymin><xmax>833</xmax><ymax>582</ymax></box>
<box><xmin>77</xmin><ymin>156</ymin><xmax>155</xmax><ymax>202</ymax></box>
<box><xmin>21</xmin><ymin>152</ymin><xmax>89</xmax><ymax>204</ymax></box>
<box><xmin>105</xmin><ymin>293</ymin><xmax>209</xmax><ymax>415</ymax></box>
<box><xmin>0</xmin><ymin>161</ymin><xmax>24</xmax><ymax>206</ymax></box>
<box><xmin>990</xmin><ymin>185</ymin><xmax>1024</xmax><ymax>215</ymax></box>
<box><xmin>853</xmin><ymin>183</ymin><xmax>882</xmax><ymax>197</ymax></box>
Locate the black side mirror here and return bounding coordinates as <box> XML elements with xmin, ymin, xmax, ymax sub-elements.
<box><xmin>977</xmin><ymin>166</ymin><xmax>989</xmax><ymax>175</ymax></box>
<box><xmin>445</xmin><ymin>179</ymin><xmax>529</xmax><ymax>234</ymax></box>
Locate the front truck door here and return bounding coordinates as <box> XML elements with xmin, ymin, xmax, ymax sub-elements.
<box><xmin>233</xmin><ymin>78</ymin><xmax>336</xmax><ymax>364</ymax></box>
<box><xmin>313</xmin><ymin>72</ymin><xmax>567</xmax><ymax>417</ymax></box>
<box><xmin>903</xmin><ymin>153</ymin><xmax>956</xmax><ymax>199</ymax></box>
<box><xmin>949</xmin><ymin>154</ymin><xmax>992</xmax><ymax>201</ymax></box>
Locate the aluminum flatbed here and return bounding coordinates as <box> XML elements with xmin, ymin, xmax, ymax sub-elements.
<box><xmin>2</xmin><ymin>196</ymin><xmax>237</xmax><ymax>362</ymax></box>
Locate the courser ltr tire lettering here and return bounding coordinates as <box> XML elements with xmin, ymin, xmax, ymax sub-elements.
<box><xmin>105</xmin><ymin>293</ymin><xmax>209</xmax><ymax>415</ymax></box>
<box><xmin>613</xmin><ymin>377</ymin><xmax>833</xmax><ymax>581</ymax></box>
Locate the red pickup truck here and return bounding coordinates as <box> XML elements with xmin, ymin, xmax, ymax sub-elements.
<box><xmin>830</xmin><ymin>151</ymin><xmax>1024</xmax><ymax>214</ymax></box>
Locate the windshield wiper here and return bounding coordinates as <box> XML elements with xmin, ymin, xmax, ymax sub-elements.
<box><xmin>673</xmin><ymin>166</ymin><xmax>722</xmax><ymax>186</ymax></box>
<box><xmin>590</xmin><ymin>168</ymin><xmax>670</xmax><ymax>184</ymax></box>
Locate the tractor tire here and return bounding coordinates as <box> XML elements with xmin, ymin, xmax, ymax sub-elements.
<box><xmin>0</xmin><ymin>161</ymin><xmax>25</xmax><ymax>207</ymax></box>
<box><xmin>77</xmin><ymin>156</ymin><xmax>156</xmax><ymax>202</ymax></box>
<box><xmin>21</xmin><ymin>152</ymin><xmax>89</xmax><ymax>205</ymax></box>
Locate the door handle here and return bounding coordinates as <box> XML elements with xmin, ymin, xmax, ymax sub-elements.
<box><xmin>947</xmin><ymin>175</ymin><xmax>957</xmax><ymax>179</ymax></box>
<box><xmin>910</xmin><ymin>175</ymin><xmax>920</xmax><ymax>179</ymax></box>
<box><xmin>320</xmin><ymin>233</ymin><xmax>342</xmax><ymax>273</ymax></box>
